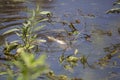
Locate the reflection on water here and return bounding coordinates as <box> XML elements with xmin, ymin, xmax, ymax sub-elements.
<box><xmin>0</xmin><ymin>0</ymin><xmax>28</xmax><ymax>45</ymax></box>
<box><xmin>0</xmin><ymin>0</ymin><xmax>120</xmax><ymax>80</ymax></box>
<box><xmin>0</xmin><ymin>0</ymin><xmax>27</xmax><ymax>32</ymax></box>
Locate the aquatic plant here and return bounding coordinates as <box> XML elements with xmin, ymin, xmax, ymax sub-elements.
<box><xmin>1</xmin><ymin>5</ymin><xmax>50</xmax><ymax>60</ymax></box>
<box><xmin>106</xmin><ymin>0</ymin><xmax>120</xmax><ymax>14</ymax></box>
<box><xmin>96</xmin><ymin>43</ymin><xmax>120</xmax><ymax>67</ymax></box>
<box><xmin>0</xmin><ymin>5</ymin><xmax>50</xmax><ymax>80</ymax></box>
<box><xmin>46</xmin><ymin>71</ymin><xmax>83</xmax><ymax>80</ymax></box>
<box><xmin>59</xmin><ymin>49</ymin><xmax>94</xmax><ymax>71</ymax></box>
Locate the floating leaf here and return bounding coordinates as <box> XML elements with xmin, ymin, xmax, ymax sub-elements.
<box><xmin>59</xmin><ymin>54</ymin><xmax>65</xmax><ymax>63</ymax></box>
<box><xmin>73</xmin><ymin>31</ymin><xmax>79</xmax><ymax>35</ymax></box>
<box><xmin>66</xmin><ymin>56</ymin><xmax>79</xmax><ymax>63</ymax></box>
<box><xmin>106</xmin><ymin>8</ymin><xmax>120</xmax><ymax>14</ymax></box>
<box><xmin>79</xmin><ymin>55</ymin><xmax>88</xmax><ymax>68</ymax></box>
<box><xmin>74</xmin><ymin>49</ymin><xmax>78</xmax><ymax>55</ymax></box>
<box><xmin>113</xmin><ymin>0</ymin><xmax>120</xmax><ymax>5</ymax></box>
<box><xmin>64</xmin><ymin>65</ymin><xmax>73</xmax><ymax>72</ymax></box>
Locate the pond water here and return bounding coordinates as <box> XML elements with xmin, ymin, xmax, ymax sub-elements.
<box><xmin>0</xmin><ymin>0</ymin><xmax>120</xmax><ymax>80</ymax></box>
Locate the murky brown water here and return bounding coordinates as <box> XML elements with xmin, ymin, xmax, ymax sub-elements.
<box><xmin>0</xmin><ymin>0</ymin><xmax>120</xmax><ymax>80</ymax></box>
